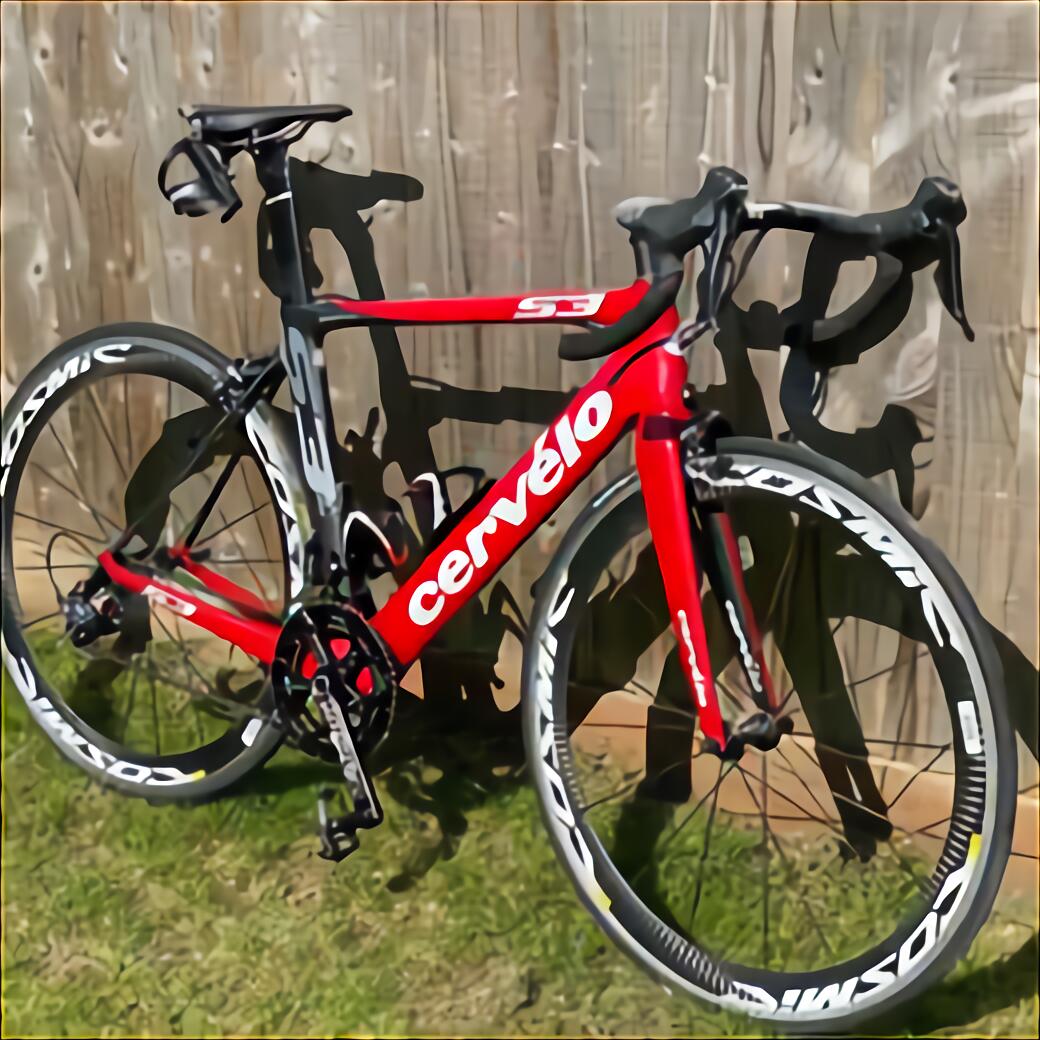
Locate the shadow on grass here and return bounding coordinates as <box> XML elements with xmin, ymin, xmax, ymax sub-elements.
<box><xmin>231</xmin><ymin>693</ymin><xmax>1040</xmax><ymax>1036</ymax></box>
<box><xmin>889</xmin><ymin>931</ymin><xmax>1038</xmax><ymax>1035</ymax></box>
<box><xmin>5</xmin><ymin>649</ymin><xmax>1037</xmax><ymax>1037</ymax></box>
<box><xmin>233</xmin><ymin>688</ymin><xmax>528</xmax><ymax>891</ymax></box>
<box><xmin>237</xmin><ymin>757</ymin><xmax>343</xmax><ymax>794</ymax></box>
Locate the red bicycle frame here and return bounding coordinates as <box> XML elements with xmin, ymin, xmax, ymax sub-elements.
<box><xmin>97</xmin><ymin>278</ymin><xmax>764</xmax><ymax>746</ymax></box>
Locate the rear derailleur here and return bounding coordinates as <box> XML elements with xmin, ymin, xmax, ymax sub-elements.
<box><xmin>271</xmin><ymin>600</ymin><xmax>396</xmax><ymax>862</ymax></box>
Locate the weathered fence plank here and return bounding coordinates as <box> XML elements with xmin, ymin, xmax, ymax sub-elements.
<box><xmin>2</xmin><ymin>1</ymin><xmax>1036</xmax><ymax>704</ymax></box>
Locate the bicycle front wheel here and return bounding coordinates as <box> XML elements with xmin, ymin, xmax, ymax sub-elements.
<box><xmin>522</xmin><ymin>437</ymin><xmax>1015</xmax><ymax>1032</ymax></box>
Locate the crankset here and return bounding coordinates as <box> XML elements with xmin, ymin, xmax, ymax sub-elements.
<box><xmin>271</xmin><ymin>601</ymin><xmax>396</xmax><ymax>861</ymax></box>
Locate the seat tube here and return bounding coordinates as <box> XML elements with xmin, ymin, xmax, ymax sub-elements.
<box><xmin>254</xmin><ymin>142</ymin><xmax>342</xmax><ymax>583</ymax></box>
<box><xmin>279</xmin><ymin>313</ymin><xmax>343</xmax><ymax>584</ymax></box>
<box><xmin>634</xmin><ymin>406</ymin><xmax>727</xmax><ymax>749</ymax></box>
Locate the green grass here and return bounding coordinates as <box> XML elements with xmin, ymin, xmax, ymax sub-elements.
<box><xmin>2</xmin><ymin>673</ymin><xmax>1037</xmax><ymax>1038</ymax></box>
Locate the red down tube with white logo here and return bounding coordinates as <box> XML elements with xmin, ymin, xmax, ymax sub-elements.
<box><xmin>367</xmin><ymin>309</ymin><xmax>728</xmax><ymax>745</ymax></box>
<box><xmin>91</xmin><ymin>280</ymin><xmax>729</xmax><ymax>745</ymax></box>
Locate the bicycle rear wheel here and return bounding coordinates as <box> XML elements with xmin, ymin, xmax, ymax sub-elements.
<box><xmin>1</xmin><ymin>324</ymin><xmax>301</xmax><ymax>799</ymax></box>
<box><xmin>522</xmin><ymin>437</ymin><xmax>1014</xmax><ymax>1032</ymax></box>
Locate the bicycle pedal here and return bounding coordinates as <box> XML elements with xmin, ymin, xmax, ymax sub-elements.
<box><xmin>310</xmin><ymin>670</ymin><xmax>384</xmax><ymax>861</ymax></box>
<box><xmin>316</xmin><ymin>788</ymin><xmax>362</xmax><ymax>862</ymax></box>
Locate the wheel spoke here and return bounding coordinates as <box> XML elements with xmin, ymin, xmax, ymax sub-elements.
<box><xmin>761</xmin><ymin>753</ymin><xmax>769</xmax><ymax>969</ymax></box>
<box><xmin>580</xmin><ymin>720</ymin><xmax>694</xmax><ymax>734</ymax></box>
<box><xmin>734</xmin><ymin>766</ymin><xmax>836</xmax><ymax>961</ymax></box>
<box><xmin>789</xmin><ymin>732</ymin><xmax>951</xmax><ymax>753</ymax></box>
<box><xmin>622</xmin><ymin>765</ymin><xmax>734</xmax><ymax>892</ymax></box>
<box><xmin>716</xmin><ymin>672</ymin><xmax>756</xmax><ymax>714</ymax></box>
<box><xmin>181</xmin><ymin>453</ymin><xmax>241</xmax><ymax>549</ymax></box>
<box><xmin>15</xmin><ymin>562</ymin><xmax>95</xmax><ymax>572</ymax></box>
<box><xmin>576</xmin><ymin>747</ymin><xmax>701</xmax><ymax>816</ymax></box>
<box><xmin>117</xmin><ymin>656</ymin><xmax>143</xmax><ymax>745</ymax></box>
<box><xmin>578</xmin><ymin>775</ymin><xmax>645</xmax><ymax>816</ymax></box>
<box><xmin>786</xmin><ymin>732</ymin><xmax>825</xmax><ymax>773</ymax></box>
<box><xmin>882</xmin><ymin>644</ymin><xmax>919</xmax><ymax>793</ymax></box>
<box><xmin>149</xmin><ymin>663</ymin><xmax>161</xmax><ymax>756</ymax></box>
<box><xmin>22</xmin><ymin>609</ymin><xmax>62</xmax><ymax>630</ymax></box>
<box><xmin>152</xmin><ymin>611</ymin><xmax>222</xmax><ymax>704</ymax></box>
<box><xmin>771</xmin><ymin>745</ymin><xmax>838</xmax><ymax>824</ymax></box>
<box><xmin>29</xmin><ymin>457</ymin><xmax>121</xmax><ymax>535</ymax></box>
<box><xmin>912</xmin><ymin>814</ymin><xmax>952</xmax><ymax>836</ymax></box>
<box><xmin>122</xmin><ymin>374</ymin><xmax>134</xmax><ymax>473</ymax></box>
<box><xmin>238</xmin><ymin>464</ymin><xmax>275</xmax><ymax>564</ymax></box>
<box><xmin>847</xmin><ymin>650</ymin><xmax>930</xmax><ymax>693</ymax></box>
<box><xmin>213</xmin><ymin>506</ymin><xmax>270</xmax><ymax>600</ymax></box>
<box><xmin>686</xmin><ymin>760</ymin><xmax>725</xmax><ymax>932</ymax></box>
<box><xmin>85</xmin><ymin>383</ymin><xmax>129</xmax><ymax>480</ymax></box>
<box><xmin>13</xmin><ymin>510</ymin><xmax>105</xmax><ymax>544</ymax></box>
<box><xmin>208</xmin><ymin>556</ymin><xmax>283</xmax><ymax>566</ymax></box>
<box><xmin>193</xmin><ymin>503</ymin><xmax>272</xmax><ymax>547</ymax></box>
<box><xmin>736</xmin><ymin>762</ymin><xmax>843</xmax><ymax>832</ymax></box>
<box><xmin>44</xmin><ymin>424</ymin><xmax>122</xmax><ymax>534</ymax></box>
<box><xmin>884</xmin><ymin>744</ymin><xmax>951</xmax><ymax>811</ymax></box>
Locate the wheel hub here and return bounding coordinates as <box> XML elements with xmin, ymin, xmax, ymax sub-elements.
<box><xmin>703</xmin><ymin>711</ymin><xmax>794</xmax><ymax>761</ymax></box>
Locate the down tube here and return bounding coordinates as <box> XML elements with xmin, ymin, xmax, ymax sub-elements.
<box><xmin>369</xmin><ymin>333</ymin><xmax>677</xmax><ymax>667</ymax></box>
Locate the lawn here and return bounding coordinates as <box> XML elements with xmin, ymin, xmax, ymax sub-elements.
<box><xmin>2</xmin><ymin>673</ymin><xmax>1037</xmax><ymax>1039</ymax></box>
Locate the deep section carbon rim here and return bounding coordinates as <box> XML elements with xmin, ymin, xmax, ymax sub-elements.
<box><xmin>525</xmin><ymin>443</ymin><xmax>1011</xmax><ymax>1028</ymax></box>
<box><xmin>2</xmin><ymin>335</ymin><xmax>290</xmax><ymax>792</ymax></box>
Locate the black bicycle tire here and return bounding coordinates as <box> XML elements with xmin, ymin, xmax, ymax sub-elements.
<box><xmin>521</xmin><ymin>436</ymin><xmax>1015</xmax><ymax>1032</ymax></box>
<box><xmin>1</xmin><ymin>323</ymin><xmax>303</xmax><ymax>801</ymax></box>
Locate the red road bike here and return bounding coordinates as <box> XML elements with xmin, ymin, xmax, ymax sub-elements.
<box><xmin>1</xmin><ymin>105</ymin><xmax>1015</xmax><ymax>1031</ymax></box>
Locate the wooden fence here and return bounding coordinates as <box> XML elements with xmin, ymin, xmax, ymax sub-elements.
<box><xmin>2</xmin><ymin>2</ymin><xmax>1037</xmax><ymax>760</ymax></box>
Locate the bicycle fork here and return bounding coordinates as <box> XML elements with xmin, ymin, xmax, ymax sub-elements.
<box><xmin>635</xmin><ymin>409</ymin><xmax>787</xmax><ymax>759</ymax></box>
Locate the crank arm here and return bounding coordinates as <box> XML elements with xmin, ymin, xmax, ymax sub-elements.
<box><xmin>310</xmin><ymin>672</ymin><xmax>383</xmax><ymax>862</ymax></box>
<box><xmin>310</xmin><ymin>674</ymin><xmax>381</xmax><ymax>815</ymax></box>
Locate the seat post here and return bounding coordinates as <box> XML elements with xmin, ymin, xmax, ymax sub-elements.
<box><xmin>252</xmin><ymin>142</ymin><xmax>310</xmax><ymax>306</ymax></box>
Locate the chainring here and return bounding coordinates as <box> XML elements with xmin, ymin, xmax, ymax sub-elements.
<box><xmin>270</xmin><ymin>600</ymin><xmax>396</xmax><ymax>760</ymax></box>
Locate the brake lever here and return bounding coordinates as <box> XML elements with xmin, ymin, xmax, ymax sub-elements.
<box><xmin>699</xmin><ymin>193</ymin><xmax>744</xmax><ymax>328</ymax></box>
<box><xmin>933</xmin><ymin>223</ymin><xmax>974</xmax><ymax>342</ymax></box>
